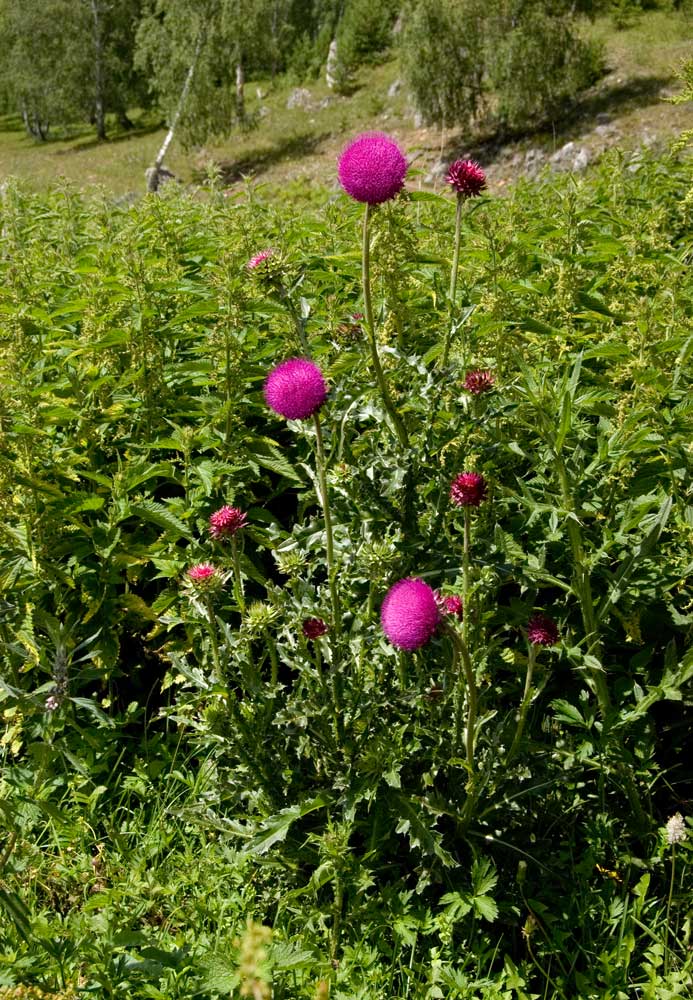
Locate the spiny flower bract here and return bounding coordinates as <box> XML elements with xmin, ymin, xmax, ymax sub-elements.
<box><xmin>381</xmin><ymin>578</ymin><xmax>440</xmax><ymax>651</ymax></box>
<box><xmin>264</xmin><ymin>358</ymin><xmax>328</xmax><ymax>421</ymax></box>
<box><xmin>338</xmin><ymin>133</ymin><xmax>407</xmax><ymax>205</ymax></box>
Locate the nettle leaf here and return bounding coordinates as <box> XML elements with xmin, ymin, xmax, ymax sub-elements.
<box><xmin>551</xmin><ymin>699</ymin><xmax>585</xmax><ymax>727</ymax></box>
<box><xmin>127</xmin><ymin>501</ymin><xmax>191</xmax><ymax>539</ymax></box>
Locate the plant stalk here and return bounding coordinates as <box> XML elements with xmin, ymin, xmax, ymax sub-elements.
<box><xmin>313</xmin><ymin>413</ymin><xmax>340</xmax><ymax>636</ymax></box>
<box><xmin>506</xmin><ymin>644</ymin><xmax>538</xmax><ymax>765</ymax></box>
<box><xmin>362</xmin><ymin>204</ymin><xmax>409</xmax><ymax>448</ymax></box>
<box><xmin>231</xmin><ymin>536</ymin><xmax>246</xmax><ymax>613</ymax></box>
<box><xmin>441</xmin><ymin>192</ymin><xmax>464</xmax><ymax>371</ymax></box>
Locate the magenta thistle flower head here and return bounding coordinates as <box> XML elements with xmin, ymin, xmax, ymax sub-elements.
<box><xmin>527</xmin><ymin>613</ymin><xmax>560</xmax><ymax>647</ymax></box>
<box><xmin>264</xmin><ymin>357</ymin><xmax>328</xmax><ymax>421</ymax></box>
<box><xmin>209</xmin><ymin>505</ymin><xmax>247</xmax><ymax>540</ymax></box>
<box><xmin>463</xmin><ymin>370</ymin><xmax>495</xmax><ymax>395</ymax></box>
<box><xmin>247</xmin><ymin>248</ymin><xmax>274</xmax><ymax>270</ymax></box>
<box><xmin>302</xmin><ymin>617</ymin><xmax>328</xmax><ymax>640</ymax></box>
<box><xmin>381</xmin><ymin>578</ymin><xmax>441</xmax><ymax>651</ymax></box>
<box><xmin>450</xmin><ymin>472</ymin><xmax>487</xmax><ymax>507</ymax></box>
<box><xmin>338</xmin><ymin>132</ymin><xmax>407</xmax><ymax>205</ymax></box>
<box><xmin>187</xmin><ymin>562</ymin><xmax>221</xmax><ymax>591</ymax></box>
<box><xmin>446</xmin><ymin>159</ymin><xmax>486</xmax><ymax>198</ymax></box>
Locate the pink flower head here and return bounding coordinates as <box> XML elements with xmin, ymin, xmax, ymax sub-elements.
<box><xmin>443</xmin><ymin>595</ymin><xmax>464</xmax><ymax>618</ymax></box>
<box><xmin>187</xmin><ymin>562</ymin><xmax>220</xmax><ymax>590</ymax></box>
<box><xmin>527</xmin><ymin>613</ymin><xmax>560</xmax><ymax>647</ymax></box>
<box><xmin>446</xmin><ymin>159</ymin><xmax>486</xmax><ymax>198</ymax></box>
<box><xmin>381</xmin><ymin>578</ymin><xmax>441</xmax><ymax>651</ymax></box>
<box><xmin>450</xmin><ymin>472</ymin><xmax>487</xmax><ymax>507</ymax></box>
<box><xmin>302</xmin><ymin>617</ymin><xmax>328</xmax><ymax>640</ymax></box>
<box><xmin>264</xmin><ymin>357</ymin><xmax>328</xmax><ymax>420</ymax></box>
<box><xmin>209</xmin><ymin>505</ymin><xmax>247</xmax><ymax>540</ymax></box>
<box><xmin>463</xmin><ymin>370</ymin><xmax>495</xmax><ymax>395</ymax></box>
<box><xmin>247</xmin><ymin>248</ymin><xmax>274</xmax><ymax>270</ymax></box>
<box><xmin>338</xmin><ymin>133</ymin><xmax>407</xmax><ymax>205</ymax></box>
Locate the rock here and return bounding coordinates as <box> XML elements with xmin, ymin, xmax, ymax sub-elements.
<box><xmin>595</xmin><ymin>112</ymin><xmax>611</xmax><ymax>124</ymax></box>
<box><xmin>388</xmin><ymin>78</ymin><xmax>402</xmax><ymax>98</ymax></box>
<box><xmin>258</xmin><ymin>105</ymin><xmax>269</xmax><ymax>118</ymax></box>
<box><xmin>287</xmin><ymin>87</ymin><xmax>314</xmax><ymax>110</ymax></box>
<box><xmin>572</xmin><ymin>148</ymin><xmax>590</xmax><ymax>171</ymax></box>
<box><xmin>510</xmin><ymin>152</ymin><xmax>523</xmax><ymax>167</ymax></box>
<box><xmin>427</xmin><ymin>160</ymin><xmax>448</xmax><ymax>183</ymax></box>
<box><xmin>525</xmin><ymin>147</ymin><xmax>544</xmax><ymax>163</ymax></box>
<box><xmin>551</xmin><ymin>141</ymin><xmax>574</xmax><ymax>163</ymax></box>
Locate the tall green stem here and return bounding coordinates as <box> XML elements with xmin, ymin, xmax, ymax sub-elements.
<box><xmin>555</xmin><ymin>458</ymin><xmax>610</xmax><ymax>716</ymax></box>
<box><xmin>441</xmin><ymin>193</ymin><xmax>464</xmax><ymax>371</ymax></box>
<box><xmin>204</xmin><ymin>595</ymin><xmax>223</xmax><ymax>683</ymax></box>
<box><xmin>451</xmin><ymin>627</ymin><xmax>477</xmax><ymax>781</ymax></box>
<box><xmin>231</xmin><ymin>536</ymin><xmax>245</xmax><ymax>614</ymax></box>
<box><xmin>506</xmin><ymin>645</ymin><xmax>538</xmax><ymax>765</ymax></box>
<box><xmin>313</xmin><ymin>413</ymin><xmax>340</xmax><ymax>636</ymax></box>
<box><xmin>362</xmin><ymin>204</ymin><xmax>409</xmax><ymax>449</ymax></box>
<box><xmin>665</xmin><ymin>845</ymin><xmax>677</xmax><ymax>978</ymax></box>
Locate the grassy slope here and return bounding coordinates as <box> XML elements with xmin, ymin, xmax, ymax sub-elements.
<box><xmin>0</xmin><ymin>10</ymin><xmax>691</xmax><ymax>200</ymax></box>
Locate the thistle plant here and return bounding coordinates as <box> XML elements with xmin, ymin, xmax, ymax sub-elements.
<box><xmin>338</xmin><ymin>133</ymin><xmax>409</xmax><ymax>448</ymax></box>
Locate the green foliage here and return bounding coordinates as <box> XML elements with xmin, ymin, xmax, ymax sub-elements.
<box><xmin>401</xmin><ymin>0</ymin><xmax>604</xmax><ymax>131</ymax></box>
<box><xmin>336</xmin><ymin>0</ymin><xmax>400</xmax><ymax>73</ymax></box>
<box><xmin>0</xmin><ymin>149</ymin><xmax>692</xmax><ymax>998</ymax></box>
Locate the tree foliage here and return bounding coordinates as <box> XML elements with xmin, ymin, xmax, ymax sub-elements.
<box><xmin>401</xmin><ymin>0</ymin><xmax>604</xmax><ymax>131</ymax></box>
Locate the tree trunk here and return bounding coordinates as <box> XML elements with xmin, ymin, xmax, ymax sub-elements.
<box><xmin>90</xmin><ymin>0</ymin><xmax>106</xmax><ymax>140</ymax></box>
<box><xmin>146</xmin><ymin>29</ymin><xmax>205</xmax><ymax>193</ymax></box>
<box><xmin>235</xmin><ymin>59</ymin><xmax>245</xmax><ymax>124</ymax></box>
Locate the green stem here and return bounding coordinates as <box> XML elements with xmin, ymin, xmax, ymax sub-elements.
<box><xmin>555</xmin><ymin>458</ymin><xmax>610</xmax><ymax>716</ymax></box>
<box><xmin>313</xmin><ymin>413</ymin><xmax>340</xmax><ymax>636</ymax></box>
<box><xmin>283</xmin><ymin>290</ymin><xmax>311</xmax><ymax>355</ymax></box>
<box><xmin>231</xmin><ymin>536</ymin><xmax>245</xmax><ymax>614</ymax></box>
<box><xmin>264</xmin><ymin>628</ymin><xmax>279</xmax><ymax>688</ymax></box>
<box><xmin>665</xmin><ymin>845</ymin><xmax>676</xmax><ymax>978</ymax></box>
<box><xmin>224</xmin><ymin>328</ymin><xmax>233</xmax><ymax>449</ymax></box>
<box><xmin>441</xmin><ymin>193</ymin><xmax>464</xmax><ymax>371</ymax></box>
<box><xmin>450</xmin><ymin>627</ymin><xmax>477</xmax><ymax>782</ymax></box>
<box><xmin>506</xmin><ymin>645</ymin><xmax>538</xmax><ymax>765</ymax></box>
<box><xmin>204</xmin><ymin>595</ymin><xmax>223</xmax><ymax>683</ymax></box>
<box><xmin>362</xmin><ymin>203</ymin><xmax>409</xmax><ymax>449</ymax></box>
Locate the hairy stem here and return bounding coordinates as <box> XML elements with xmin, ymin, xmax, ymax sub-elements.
<box><xmin>313</xmin><ymin>413</ymin><xmax>341</xmax><ymax>636</ymax></box>
<box><xmin>231</xmin><ymin>536</ymin><xmax>245</xmax><ymax>614</ymax></box>
<box><xmin>441</xmin><ymin>193</ymin><xmax>464</xmax><ymax>371</ymax></box>
<box><xmin>362</xmin><ymin>203</ymin><xmax>409</xmax><ymax>448</ymax></box>
<box><xmin>204</xmin><ymin>595</ymin><xmax>222</xmax><ymax>683</ymax></box>
<box><xmin>506</xmin><ymin>645</ymin><xmax>538</xmax><ymax>765</ymax></box>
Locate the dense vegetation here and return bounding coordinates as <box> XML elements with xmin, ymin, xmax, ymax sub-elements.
<box><xmin>0</xmin><ymin>137</ymin><xmax>691</xmax><ymax>997</ymax></box>
<box><xmin>0</xmin><ymin>0</ymin><xmax>688</xmax><ymax>148</ymax></box>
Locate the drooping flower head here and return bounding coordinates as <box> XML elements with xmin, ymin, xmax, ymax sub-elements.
<box><xmin>446</xmin><ymin>159</ymin><xmax>486</xmax><ymax>198</ymax></box>
<box><xmin>264</xmin><ymin>358</ymin><xmax>328</xmax><ymax>420</ymax></box>
<box><xmin>302</xmin><ymin>617</ymin><xmax>328</xmax><ymax>640</ymax></box>
<box><xmin>338</xmin><ymin>133</ymin><xmax>407</xmax><ymax>205</ymax></box>
<box><xmin>247</xmin><ymin>248</ymin><xmax>274</xmax><ymax>270</ymax></box>
<box><xmin>209</xmin><ymin>505</ymin><xmax>247</xmax><ymax>540</ymax></box>
<box><xmin>450</xmin><ymin>472</ymin><xmax>487</xmax><ymax>507</ymax></box>
<box><xmin>527</xmin><ymin>613</ymin><xmax>560</xmax><ymax>647</ymax></box>
<box><xmin>187</xmin><ymin>562</ymin><xmax>221</xmax><ymax>591</ymax></box>
<box><xmin>463</xmin><ymin>370</ymin><xmax>495</xmax><ymax>395</ymax></box>
<box><xmin>381</xmin><ymin>578</ymin><xmax>441</xmax><ymax>651</ymax></box>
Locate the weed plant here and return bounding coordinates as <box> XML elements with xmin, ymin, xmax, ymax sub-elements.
<box><xmin>0</xmin><ymin>146</ymin><xmax>692</xmax><ymax>998</ymax></box>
